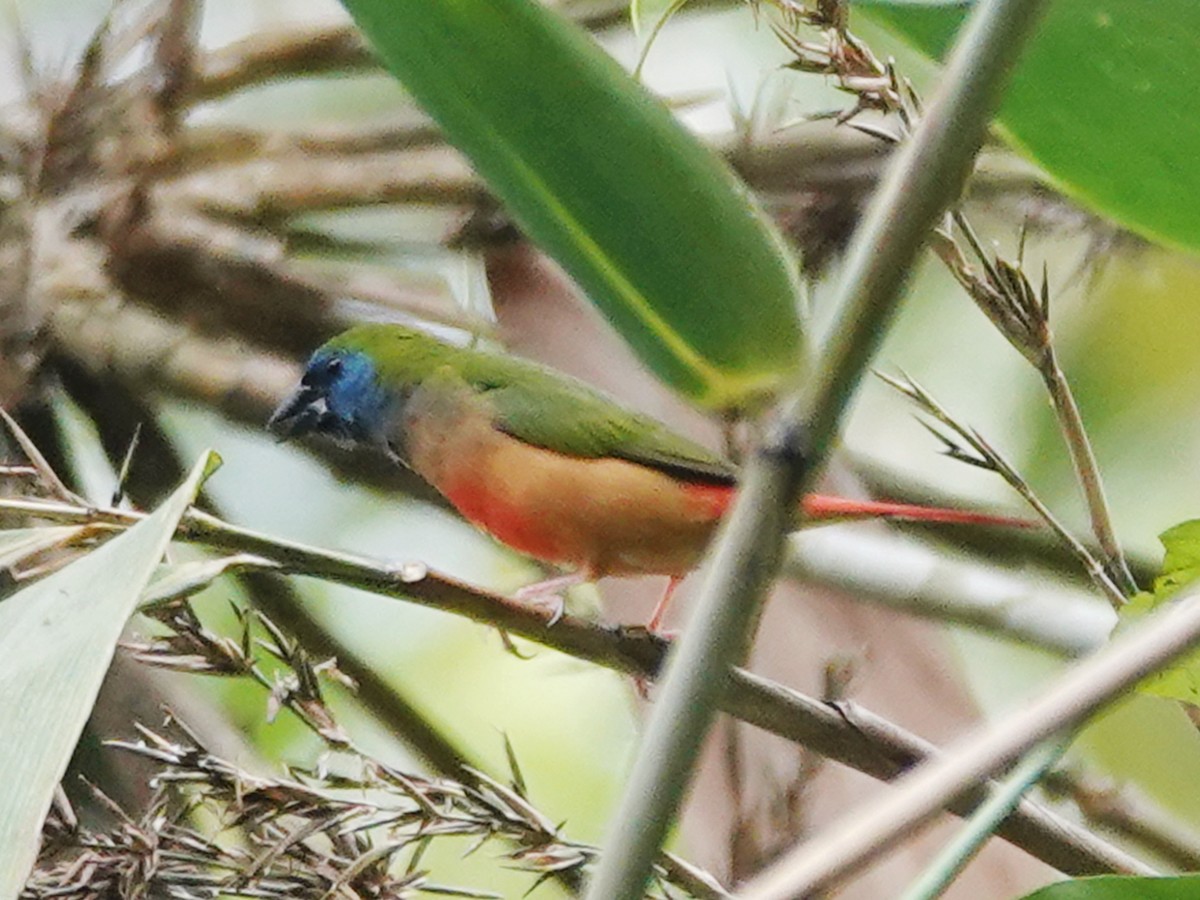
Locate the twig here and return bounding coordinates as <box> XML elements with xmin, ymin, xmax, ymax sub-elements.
<box><xmin>0</xmin><ymin>407</ymin><xmax>87</xmax><ymax>505</ymax></box>
<box><xmin>1041</xmin><ymin>351</ymin><xmax>1137</xmax><ymax>593</ymax></box>
<box><xmin>1042</xmin><ymin>768</ymin><xmax>1200</xmax><ymax>872</ymax></box>
<box><xmin>897</xmin><ymin>736</ymin><xmax>1070</xmax><ymax>900</ymax></box>
<box><xmin>190</xmin><ymin>25</ymin><xmax>376</xmax><ymax>103</ymax></box>
<box><xmin>942</xmin><ymin>211</ymin><xmax>1136</xmax><ymax>594</ymax></box>
<box><xmin>879</xmin><ymin>371</ymin><xmax>1127</xmax><ymax>610</ymax></box>
<box><xmin>0</xmin><ymin>492</ymin><xmax>1150</xmax><ymax>879</ymax></box>
<box><xmin>740</xmin><ymin>586</ymin><xmax>1200</xmax><ymax>898</ymax></box>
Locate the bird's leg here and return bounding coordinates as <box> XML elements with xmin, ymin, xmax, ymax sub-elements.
<box><xmin>646</xmin><ymin>576</ymin><xmax>684</xmax><ymax>635</ymax></box>
<box><xmin>631</xmin><ymin>577</ymin><xmax>686</xmax><ymax>700</ymax></box>
<box><xmin>513</xmin><ymin>571</ymin><xmax>585</xmax><ymax>625</ymax></box>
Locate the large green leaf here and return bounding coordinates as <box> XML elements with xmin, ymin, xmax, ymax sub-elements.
<box><xmin>0</xmin><ymin>454</ymin><xmax>217</xmax><ymax>899</ymax></box>
<box><xmin>861</xmin><ymin>1</ymin><xmax>1200</xmax><ymax>254</ymax></box>
<box><xmin>1020</xmin><ymin>875</ymin><xmax>1200</xmax><ymax>899</ymax></box>
<box><xmin>337</xmin><ymin>0</ymin><xmax>805</xmax><ymax>410</ymax></box>
<box><xmin>1116</xmin><ymin>520</ymin><xmax>1200</xmax><ymax>705</ymax></box>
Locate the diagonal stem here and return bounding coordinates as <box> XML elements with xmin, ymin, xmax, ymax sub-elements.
<box><xmin>582</xmin><ymin>0</ymin><xmax>1052</xmax><ymax>897</ymax></box>
<box><xmin>897</xmin><ymin>736</ymin><xmax>1071</xmax><ymax>900</ymax></box>
<box><xmin>1041</xmin><ymin>348</ymin><xmax>1138</xmax><ymax>595</ymax></box>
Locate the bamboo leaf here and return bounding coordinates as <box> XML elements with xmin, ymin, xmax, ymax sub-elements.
<box><xmin>337</xmin><ymin>0</ymin><xmax>805</xmax><ymax>410</ymax></box>
<box><xmin>1020</xmin><ymin>875</ymin><xmax>1200</xmax><ymax>899</ymax></box>
<box><xmin>0</xmin><ymin>452</ymin><xmax>218</xmax><ymax>899</ymax></box>
<box><xmin>1116</xmin><ymin>520</ymin><xmax>1200</xmax><ymax>704</ymax></box>
<box><xmin>860</xmin><ymin>1</ymin><xmax>1200</xmax><ymax>254</ymax></box>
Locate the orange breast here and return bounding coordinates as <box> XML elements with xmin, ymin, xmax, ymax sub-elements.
<box><xmin>435</xmin><ymin>437</ymin><xmax>728</xmax><ymax>579</ymax></box>
<box><xmin>443</xmin><ymin>473</ymin><xmax>573</xmax><ymax>564</ymax></box>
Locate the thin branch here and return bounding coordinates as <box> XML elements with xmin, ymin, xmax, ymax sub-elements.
<box><xmin>190</xmin><ymin>25</ymin><xmax>376</xmax><ymax>103</ymax></box>
<box><xmin>165</xmin><ymin>145</ymin><xmax>484</xmax><ymax>217</ymax></box>
<box><xmin>740</xmin><ymin>586</ymin><xmax>1200</xmax><ymax>899</ymax></box>
<box><xmin>153</xmin><ymin>113</ymin><xmax>446</xmax><ymax>176</ymax></box>
<box><xmin>879</xmin><ymin>371</ymin><xmax>1126</xmax><ymax>610</ymax></box>
<box><xmin>0</xmin><ymin>493</ymin><xmax>1151</xmax><ymax>880</ymax></box>
<box><xmin>1043</xmin><ymin>769</ymin><xmax>1200</xmax><ymax>872</ymax></box>
<box><xmin>0</xmin><ymin>407</ymin><xmax>87</xmax><ymax>505</ymax></box>
<box><xmin>942</xmin><ymin>212</ymin><xmax>1135</xmax><ymax>594</ymax></box>
<box><xmin>897</xmin><ymin>736</ymin><xmax>1070</xmax><ymax>900</ymax></box>
<box><xmin>1041</xmin><ymin>350</ymin><xmax>1137</xmax><ymax>593</ymax></box>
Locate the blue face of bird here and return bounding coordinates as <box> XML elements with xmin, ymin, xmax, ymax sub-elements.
<box><xmin>268</xmin><ymin>349</ymin><xmax>394</xmax><ymax>447</ymax></box>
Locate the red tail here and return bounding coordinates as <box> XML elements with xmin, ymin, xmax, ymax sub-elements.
<box><xmin>682</xmin><ymin>483</ymin><xmax>1031</xmax><ymax>528</ymax></box>
<box><xmin>801</xmin><ymin>494</ymin><xmax>1033</xmax><ymax>528</ymax></box>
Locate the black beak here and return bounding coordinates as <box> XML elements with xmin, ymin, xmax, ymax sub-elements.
<box><xmin>267</xmin><ymin>385</ymin><xmax>326</xmax><ymax>439</ymax></box>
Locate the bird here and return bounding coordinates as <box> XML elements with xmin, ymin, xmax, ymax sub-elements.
<box><xmin>269</xmin><ymin>323</ymin><xmax>1026</xmax><ymax>629</ymax></box>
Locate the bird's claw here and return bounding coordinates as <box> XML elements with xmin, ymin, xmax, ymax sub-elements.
<box><xmin>542</xmin><ymin>596</ymin><xmax>565</xmax><ymax>627</ymax></box>
<box><xmin>514</xmin><ymin>572</ymin><xmax>584</xmax><ymax>626</ymax></box>
<box><xmin>512</xmin><ymin>586</ymin><xmax>566</xmax><ymax>627</ymax></box>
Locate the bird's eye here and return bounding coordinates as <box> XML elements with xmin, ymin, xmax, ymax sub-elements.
<box><xmin>326</xmin><ymin>357</ymin><xmax>344</xmax><ymax>375</ymax></box>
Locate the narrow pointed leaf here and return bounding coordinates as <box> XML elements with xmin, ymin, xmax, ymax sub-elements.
<box><xmin>139</xmin><ymin>553</ymin><xmax>278</xmax><ymax>609</ymax></box>
<box><xmin>337</xmin><ymin>0</ymin><xmax>805</xmax><ymax>410</ymax></box>
<box><xmin>0</xmin><ymin>452</ymin><xmax>218</xmax><ymax>899</ymax></box>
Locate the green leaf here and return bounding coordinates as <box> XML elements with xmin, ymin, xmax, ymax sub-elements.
<box><xmin>337</xmin><ymin>0</ymin><xmax>805</xmax><ymax>410</ymax></box>
<box><xmin>1020</xmin><ymin>875</ymin><xmax>1200</xmax><ymax>899</ymax></box>
<box><xmin>1115</xmin><ymin>520</ymin><xmax>1200</xmax><ymax>704</ymax></box>
<box><xmin>0</xmin><ymin>453</ymin><xmax>217</xmax><ymax>899</ymax></box>
<box><xmin>860</xmin><ymin>1</ymin><xmax>1200</xmax><ymax>255</ymax></box>
<box><xmin>1158</xmin><ymin>520</ymin><xmax>1200</xmax><ymax>581</ymax></box>
<box><xmin>140</xmin><ymin>553</ymin><xmax>278</xmax><ymax>610</ymax></box>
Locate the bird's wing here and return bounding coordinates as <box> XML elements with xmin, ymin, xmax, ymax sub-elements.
<box><xmin>465</xmin><ymin>357</ymin><xmax>737</xmax><ymax>484</ymax></box>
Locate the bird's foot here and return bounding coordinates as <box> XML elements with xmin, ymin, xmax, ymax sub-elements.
<box><xmin>514</xmin><ymin>572</ymin><xmax>585</xmax><ymax>626</ymax></box>
<box><xmin>634</xmin><ymin>675</ymin><xmax>653</xmax><ymax>700</ymax></box>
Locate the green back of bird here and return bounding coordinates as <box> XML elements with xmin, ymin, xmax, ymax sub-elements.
<box><xmin>327</xmin><ymin>324</ymin><xmax>737</xmax><ymax>484</ymax></box>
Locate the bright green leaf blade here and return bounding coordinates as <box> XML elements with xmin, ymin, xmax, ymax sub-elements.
<box><xmin>860</xmin><ymin>1</ymin><xmax>1200</xmax><ymax>254</ymax></box>
<box><xmin>1159</xmin><ymin>520</ymin><xmax>1200</xmax><ymax>577</ymax></box>
<box><xmin>0</xmin><ymin>453</ymin><xmax>217</xmax><ymax>899</ymax></box>
<box><xmin>1116</xmin><ymin>520</ymin><xmax>1200</xmax><ymax>705</ymax></box>
<box><xmin>1020</xmin><ymin>875</ymin><xmax>1200</xmax><ymax>899</ymax></box>
<box><xmin>338</xmin><ymin>0</ymin><xmax>805</xmax><ymax>409</ymax></box>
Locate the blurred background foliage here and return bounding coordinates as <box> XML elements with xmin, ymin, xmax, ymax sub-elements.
<box><xmin>5</xmin><ymin>0</ymin><xmax>1200</xmax><ymax>897</ymax></box>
